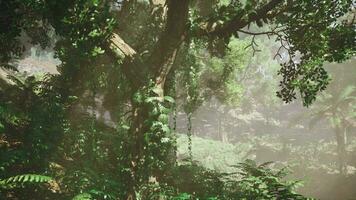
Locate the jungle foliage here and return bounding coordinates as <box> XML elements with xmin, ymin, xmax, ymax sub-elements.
<box><xmin>0</xmin><ymin>0</ymin><xmax>355</xmax><ymax>199</ymax></box>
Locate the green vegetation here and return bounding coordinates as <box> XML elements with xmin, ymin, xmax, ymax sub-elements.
<box><xmin>292</xmin><ymin>85</ymin><xmax>356</xmax><ymax>174</ymax></box>
<box><xmin>0</xmin><ymin>174</ymin><xmax>52</xmax><ymax>189</ymax></box>
<box><xmin>0</xmin><ymin>0</ymin><xmax>355</xmax><ymax>199</ymax></box>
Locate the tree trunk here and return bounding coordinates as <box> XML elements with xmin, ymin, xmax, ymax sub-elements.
<box><xmin>217</xmin><ymin>114</ymin><xmax>227</xmax><ymax>142</ymax></box>
<box><xmin>217</xmin><ymin>108</ymin><xmax>228</xmax><ymax>143</ymax></box>
<box><xmin>116</xmin><ymin>1</ymin><xmax>190</xmax><ymax>199</ymax></box>
<box><xmin>335</xmin><ymin>125</ymin><xmax>347</xmax><ymax>175</ymax></box>
<box><xmin>125</xmin><ymin>101</ymin><xmax>149</xmax><ymax>200</ymax></box>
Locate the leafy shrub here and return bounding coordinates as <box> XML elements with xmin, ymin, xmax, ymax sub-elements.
<box><xmin>158</xmin><ymin>159</ymin><xmax>311</xmax><ymax>200</ymax></box>
<box><xmin>164</xmin><ymin>163</ymin><xmax>224</xmax><ymax>199</ymax></box>
<box><xmin>223</xmin><ymin>160</ymin><xmax>310</xmax><ymax>200</ymax></box>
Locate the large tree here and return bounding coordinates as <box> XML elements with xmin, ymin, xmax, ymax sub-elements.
<box><xmin>1</xmin><ymin>0</ymin><xmax>355</xmax><ymax>199</ymax></box>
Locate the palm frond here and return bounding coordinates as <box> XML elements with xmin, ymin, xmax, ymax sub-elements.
<box><xmin>337</xmin><ymin>85</ymin><xmax>355</xmax><ymax>103</ymax></box>
<box><xmin>0</xmin><ymin>63</ymin><xmax>18</xmax><ymax>71</ymax></box>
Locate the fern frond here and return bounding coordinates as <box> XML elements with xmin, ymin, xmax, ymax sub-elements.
<box><xmin>0</xmin><ymin>174</ymin><xmax>53</xmax><ymax>189</ymax></box>
<box><xmin>4</xmin><ymin>174</ymin><xmax>52</xmax><ymax>184</ymax></box>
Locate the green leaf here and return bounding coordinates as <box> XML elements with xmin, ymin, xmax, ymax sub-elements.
<box><xmin>161</xmin><ymin>124</ymin><xmax>170</xmax><ymax>134</ymax></box>
<box><xmin>73</xmin><ymin>193</ymin><xmax>93</xmax><ymax>200</ymax></box>
<box><xmin>158</xmin><ymin>114</ymin><xmax>169</xmax><ymax>124</ymax></box>
<box><xmin>164</xmin><ymin>96</ymin><xmax>175</xmax><ymax>103</ymax></box>
<box><xmin>0</xmin><ymin>122</ymin><xmax>4</xmax><ymax>132</ymax></box>
<box><xmin>91</xmin><ymin>0</ymin><xmax>99</xmax><ymax>6</ymax></box>
<box><xmin>145</xmin><ymin>96</ymin><xmax>160</xmax><ymax>103</ymax></box>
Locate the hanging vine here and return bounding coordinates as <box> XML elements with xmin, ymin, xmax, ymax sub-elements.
<box><xmin>180</xmin><ymin>43</ymin><xmax>204</xmax><ymax>161</ymax></box>
<box><xmin>187</xmin><ymin>112</ymin><xmax>193</xmax><ymax>161</ymax></box>
<box><xmin>172</xmin><ymin>74</ymin><xmax>178</xmax><ymax>132</ymax></box>
<box><xmin>170</xmin><ymin>71</ymin><xmax>178</xmax><ymax>164</ymax></box>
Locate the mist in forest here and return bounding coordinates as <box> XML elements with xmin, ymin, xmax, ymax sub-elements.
<box><xmin>18</xmin><ymin>45</ymin><xmax>356</xmax><ymax>200</ymax></box>
<box><xmin>173</xmin><ymin>59</ymin><xmax>356</xmax><ymax>200</ymax></box>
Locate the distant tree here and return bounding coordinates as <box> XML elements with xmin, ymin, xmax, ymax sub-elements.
<box><xmin>306</xmin><ymin>85</ymin><xmax>355</xmax><ymax>174</ymax></box>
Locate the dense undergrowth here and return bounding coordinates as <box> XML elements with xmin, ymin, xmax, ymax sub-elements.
<box><xmin>0</xmin><ymin>86</ymin><xmax>311</xmax><ymax>199</ymax></box>
<box><xmin>0</xmin><ymin>75</ymin><xmax>309</xmax><ymax>199</ymax></box>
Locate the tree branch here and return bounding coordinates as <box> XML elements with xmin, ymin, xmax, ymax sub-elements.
<box><xmin>147</xmin><ymin>0</ymin><xmax>190</xmax><ymax>87</ymax></box>
<box><xmin>237</xmin><ymin>29</ymin><xmax>285</xmax><ymax>36</ymax></box>
<box><xmin>110</xmin><ymin>33</ymin><xmax>137</xmax><ymax>58</ymax></box>
<box><xmin>108</xmin><ymin>0</ymin><xmax>189</xmax><ymax>91</ymax></box>
<box><xmin>194</xmin><ymin>0</ymin><xmax>285</xmax><ymax>38</ymax></box>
